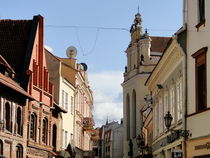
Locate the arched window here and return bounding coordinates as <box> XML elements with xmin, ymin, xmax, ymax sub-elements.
<box><xmin>42</xmin><ymin>118</ymin><xmax>48</xmax><ymax>144</ymax></box>
<box><xmin>0</xmin><ymin>139</ymin><xmax>3</xmax><ymax>155</ymax></box>
<box><xmin>52</xmin><ymin>124</ymin><xmax>57</xmax><ymax>151</ymax></box>
<box><xmin>16</xmin><ymin>107</ymin><xmax>22</xmax><ymax>135</ymax></box>
<box><xmin>5</xmin><ymin>102</ymin><xmax>11</xmax><ymax>131</ymax></box>
<box><xmin>30</xmin><ymin>113</ymin><xmax>37</xmax><ymax>140</ymax></box>
<box><xmin>132</xmin><ymin>90</ymin><xmax>136</xmax><ymax>138</ymax></box>
<box><xmin>126</xmin><ymin>94</ymin><xmax>130</xmax><ymax>140</ymax></box>
<box><xmin>16</xmin><ymin>144</ymin><xmax>23</xmax><ymax>158</ymax></box>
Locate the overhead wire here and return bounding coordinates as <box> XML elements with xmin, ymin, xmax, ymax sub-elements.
<box><xmin>74</xmin><ymin>27</ymin><xmax>100</xmax><ymax>56</ymax></box>
<box><xmin>45</xmin><ymin>24</ymin><xmax>210</xmax><ymax>57</ymax></box>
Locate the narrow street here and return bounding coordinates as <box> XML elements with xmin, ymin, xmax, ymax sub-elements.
<box><xmin>0</xmin><ymin>0</ymin><xmax>210</xmax><ymax>158</ymax></box>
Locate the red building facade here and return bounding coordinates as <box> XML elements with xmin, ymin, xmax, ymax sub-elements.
<box><xmin>0</xmin><ymin>15</ymin><xmax>62</xmax><ymax>158</ymax></box>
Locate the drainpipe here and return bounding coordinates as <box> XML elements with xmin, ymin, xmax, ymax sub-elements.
<box><xmin>180</xmin><ymin>29</ymin><xmax>188</xmax><ymax>158</ymax></box>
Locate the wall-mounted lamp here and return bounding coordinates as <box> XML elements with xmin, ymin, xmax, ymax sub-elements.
<box><xmin>164</xmin><ymin>111</ymin><xmax>190</xmax><ymax>139</ymax></box>
<box><xmin>136</xmin><ymin>134</ymin><xmax>152</xmax><ymax>156</ymax></box>
<box><xmin>156</xmin><ymin>84</ymin><xmax>163</xmax><ymax>89</ymax></box>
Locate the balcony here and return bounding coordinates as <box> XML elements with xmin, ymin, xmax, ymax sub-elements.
<box><xmin>83</xmin><ymin>117</ymin><xmax>94</xmax><ymax>131</ymax></box>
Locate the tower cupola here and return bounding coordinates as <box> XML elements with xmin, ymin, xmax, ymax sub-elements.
<box><xmin>130</xmin><ymin>12</ymin><xmax>142</xmax><ymax>43</ymax></box>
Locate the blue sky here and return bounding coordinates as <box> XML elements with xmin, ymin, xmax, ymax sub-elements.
<box><xmin>1</xmin><ymin>0</ymin><xmax>183</xmax><ymax>126</ymax></box>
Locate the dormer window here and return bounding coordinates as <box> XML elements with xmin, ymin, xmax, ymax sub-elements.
<box><xmin>198</xmin><ymin>0</ymin><xmax>205</xmax><ymax>23</ymax></box>
<box><xmin>196</xmin><ymin>0</ymin><xmax>205</xmax><ymax>30</ymax></box>
<box><xmin>5</xmin><ymin>70</ymin><xmax>9</xmax><ymax>77</ymax></box>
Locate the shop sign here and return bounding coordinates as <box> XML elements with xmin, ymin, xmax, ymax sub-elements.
<box><xmin>195</xmin><ymin>142</ymin><xmax>210</xmax><ymax>150</ymax></box>
<box><xmin>167</xmin><ymin>131</ymin><xmax>180</xmax><ymax>143</ymax></box>
<box><xmin>171</xmin><ymin>149</ymin><xmax>182</xmax><ymax>158</ymax></box>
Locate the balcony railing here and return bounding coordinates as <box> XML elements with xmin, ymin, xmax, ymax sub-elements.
<box><xmin>83</xmin><ymin>117</ymin><xmax>94</xmax><ymax>131</ymax></box>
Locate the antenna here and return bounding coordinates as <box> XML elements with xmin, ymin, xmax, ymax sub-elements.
<box><xmin>80</xmin><ymin>63</ymin><xmax>88</xmax><ymax>71</ymax></box>
<box><xmin>66</xmin><ymin>46</ymin><xmax>77</xmax><ymax>58</ymax></box>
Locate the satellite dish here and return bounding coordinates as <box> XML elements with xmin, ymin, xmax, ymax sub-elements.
<box><xmin>66</xmin><ymin>46</ymin><xmax>77</xmax><ymax>58</ymax></box>
<box><xmin>80</xmin><ymin>63</ymin><xmax>88</xmax><ymax>71</ymax></box>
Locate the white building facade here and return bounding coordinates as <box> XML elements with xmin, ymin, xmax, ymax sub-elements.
<box><xmin>184</xmin><ymin>0</ymin><xmax>210</xmax><ymax>157</ymax></box>
<box><xmin>146</xmin><ymin>33</ymin><xmax>187</xmax><ymax>158</ymax></box>
<box><xmin>122</xmin><ymin>12</ymin><xmax>170</xmax><ymax>158</ymax></box>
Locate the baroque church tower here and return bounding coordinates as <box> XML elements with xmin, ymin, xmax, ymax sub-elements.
<box><xmin>122</xmin><ymin>12</ymin><xmax>170</xmax><ymax>158</ymax></box>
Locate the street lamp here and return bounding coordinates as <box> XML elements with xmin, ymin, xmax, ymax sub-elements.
<box><xmin>136</xmin><ymin>134</ymin><xmax>151</xmax><ymax>155</ymax></box>
<box><xmin>164</xmin><ymin>111</ymin><xmax>173</xmax><ymax>130</ymax></box>
<box><xmin>164</xmin><ymin>111</ymin><xmax>190</xmax><ymax>138</ymax></box>
<box><xmin>136</xmin><ymin>134</ymin><xmax>145</xmax><ymax>148</ymax></box>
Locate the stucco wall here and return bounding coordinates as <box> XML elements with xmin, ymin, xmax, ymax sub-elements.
<box><xmin>186</xmin><ymin>0</ymin><xmax>210</xmax><ymax>138</ymax></box>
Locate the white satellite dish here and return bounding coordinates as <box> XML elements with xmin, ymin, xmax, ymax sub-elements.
<box><xmin>66</xmin><ymin>46</ymin><xmax>77</xmax><ymax>58</ymax></box>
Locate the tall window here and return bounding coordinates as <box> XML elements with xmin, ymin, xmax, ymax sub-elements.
<box><xmin>0</xmin><ymin>139</ymin><xmax>3</xmax><ymax>155</ymax></box>
<box><xmin>198</xmin><ymin>0</ymin><xmax>205</xmax><ymax>23</ymax></box>
<box><xmin>153</xmin><ymin>104</ymin><xmax>159</xmax><ymax>138</ymax></box>
<box><xmin>159</xmin><ymin>97</ymin><xmax>163</xmax><ymax>134</ymax></box>
<box><xmin>62</xmin><ymin>90</ymin><xmax>64</xmax><ymax>108</ymax></box>
<box><xmin>164</xmin><ymin>92</ymin><xmax>168</xmax><ymax>129</ymax></box>
<box><xmin>192</xmin><ymin>47</ymin><xmax>207</xmax><ymax>112</ymax></box>
<box><xmin>170</xmin><ymin>87</ymin><xmax>175</xmax><ymax>124</ymax></box>
<box><xmin>52</xmin><ymin>124</ymin><xmax>57</xmax><ymax>151</ymax></box>
<box><xmin>65</xmin><ymin>131</ymin><xmax>68</xmax><ymax>148</ymax></box>
<box><xmin>126</xmin><ymin>94</ymin><xmax>130</xmax><ymax>140</ymax></box>
<box><xmin>30</xmin><ymin>113</ymin><xmax>37</xmax><ymax>140</ymax></box>
<box><xmin>16</xmin><ymin>144</ymin><xmax>23</xmax><ymax>158</ymax></box>
<box><xmin>176</xmin><ymin>80</ymin><xmax>183</xmax><ymax>120</ymax></box>
<box><xmin>62</xmin><ymin>90</ymin><xmax>69</xmax><ymax>111</ymax></box>
<box><xmin>42</xmin><ymin>118</ymin><xmax>48</xmax><ymax>144</ymax></box>
<box><xmin>71</xmin><ymin>133</ymin><xmax>74</xmax><ymax>144</ymax></box>
<box><xmin>65</xmin><ymin>92</ymin><xmax>68</xmax><ymax>110</ymax></box>
<box><xmin>62</xmin><ymin>129</ymin><xmax>65</xmax><ymax>148</ymax></box>
<box><xmin>17</xmin><ymin>107</ymin><xmax>22</xmax><ymax>135</ymax></box>
<box><xmin>132</xmin><ymin>90</ymin><xmax>136</xmax><ymax>138</ymax></box>
<box><xmin>5</xmin><ymin>102</ymin><xmax>11</xmax><ymax>131</ymax></box>
<box><xmin>71</xmin><ymin>96</ymin><xmax>74</xmax><ymax>114</ymax></box>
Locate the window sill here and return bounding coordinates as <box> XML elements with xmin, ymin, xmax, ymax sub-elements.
<box><xmin>5</xmin><ymin>130</ymin><xmax>12</xmax><ymax>134</ymax></box>
<box><xmin>195</xmin><ymin>19</ymin><xmax>206</xmax><ymax>31</ymax></box>
<box><xmin>187</xmin><ymin>107</ymin><xmax>210</xmax><ymax>117</ymax></box>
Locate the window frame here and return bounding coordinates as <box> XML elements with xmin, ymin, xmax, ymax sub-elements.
<box><xmin>169</xmin><ymin>85</ymin><xmax>176</xmax><ymax>124</ymax></box>
<box><xmin>16</xmin><ymin>144</ymin><xmax>23</xmax><ymax>158</ymax></box>
<box><xmin>192</xmin><ymin>47</ymin><xmax>208</xmax><ymax>113</ymax></box>
<box><xmin>42</xmin><ymin>117</ymin><xmax>48</xmax><ymax>144</ymax></box>
<box><xmin>176</xmin><ymin>79</ymin><xmax>183</xmax><ymax>121</ymax></box>
<box><xmin>16</xmin><ymin>107</ymin><xmax>22</xmax><ymax>135</ymax></box>
<box><xmin>71</xmin><ymin>96</ymin><xmax>74</xmax><ymax>114</ymax></box>
<box><xmin>0</xmin><ymin>139</ymin><xmax>3</xmax><ymax>155</ymax></box>
<box><xmin>5</xmin><ymin>102</ymin><xmax>11</xmax><ymax>132</ymax></box>
<box><xmin>30</xmin><ymin>113</ymin><xmax>37</xmax><ymax>141</ymax></box>
<box><xmin>158</xmin><ymin>96</ymin><xmax>163</xmax><ymax>134</ymax></box>
<box><xmin>196</xmin><ymin>0</ymin><xmax>206</xmax><ymax>30</ymax></box>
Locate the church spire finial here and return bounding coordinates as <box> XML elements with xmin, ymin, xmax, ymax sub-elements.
<box><xmin>106</xmin><ymin>116</ymin><xmax>109</xmax><ymax>125</ymax></box>
<box><xmin>137</xmin><ymin>5</ymin><xmax>139</xmax><ymax>14</ymax></box>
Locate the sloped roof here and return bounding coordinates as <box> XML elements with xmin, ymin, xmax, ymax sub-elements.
<box><xmin>0</xmin><ymin>16</ymin><xmax>41</xmax><ymax>90</ymax></box>
<box><xmin>0</xmin><ymin>55</ymin><xmax>15</xmax><ymax>73</ymax></box>
<box><xmin>0</xmin><ymin>19</ymin><xmax>32</xmax><ymax>78</ymax></box>
<box><xmin>0</xmin><ymin>73</ymin><xmax>33</xmax><ymax>99</ymax></box>
<box><xmin>150</xmin><ymin>36</ymin><xmax>171</xmax><ymax>52</ymax></box>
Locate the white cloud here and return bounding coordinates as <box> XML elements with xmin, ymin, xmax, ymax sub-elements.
<box><xmin>89</xmin><ymin>71</ymin><xmax>124</xmax><ymax>127</ymax></box>
<box><xmin>45</xmin><ymin>45</ymin><xmax>54</xmax><ymax>53</ymax></box>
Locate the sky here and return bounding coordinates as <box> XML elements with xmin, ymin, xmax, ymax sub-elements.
<box><xmin>1</xmin><ymin>0</ymin><xmax>183</xmax><ymax>127</ymax></box>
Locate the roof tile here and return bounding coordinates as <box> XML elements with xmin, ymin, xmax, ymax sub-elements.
<box><xmin>0</xmin><ymin>19</ymin><xmax>32</xmax><ymax>79</ymax></box>
<box><xmin>150</xmin><ymin>36</ymin><xmax>171</xmax><ymax>52</ymax></box>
